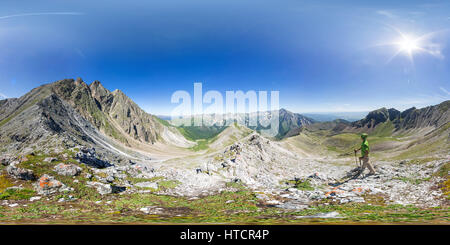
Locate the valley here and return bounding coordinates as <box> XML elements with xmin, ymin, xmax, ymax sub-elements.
<box><xmin>0</xmin><ymin>79</ymin><xmax>448</xmax><ymax>224</ymax></box>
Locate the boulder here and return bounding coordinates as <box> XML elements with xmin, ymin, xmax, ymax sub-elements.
<box><xmin>275</xmin><ymin>200</ymin><xmax>309</xmax><ymax>210</ymax></box>
<box><xmin>0</xmin><ymin>155</ymin><xmax>15</xmax><ymax>166</ymax></box>
<box><xmin>29</xmin><ymin>196</ymin><xmax>42</xmax><ymax>202</ymax></box>
<box><xmin>134</xmin><ymin>182</ymin><xmax>158</xmax><ymax>189</ymax></box>
<box><xmin>87</xmin><ymin>181</ymin><xmax>126</xmax><ymax>195</ymax></box>
<box><xmin>43</xmin><ymin>157</ymin><xmax>58</xmax><ymax>163</ymax></box>
<box><xmin>84</xmin><ymin>173</ymin><xmax>93</xmax><ymax>179</ymax></box>
<box><xmin>6</xmin><ymin>165</ymin><xmax>36</xmax><ymax>180</ymax></box>
<box><xmin>87</xmin><ymin>181</ymin><xmax>112</xmax><ymax>195</ymax></box>
<box><xmin>140</xmin><ymin>206</ymin><xmax>164</xmax><ymax>214</ymax></box>
<box><xmin>296</xmin><ymin>211</ymin><xmax>343</xmax><ymax>219</ymax></box>
<box><xmin>34</xmin><ymin>174</ymin><xmax>70</xmax><ymax>195</ymax></box>
<box><xmin>106</xmin><ymin>175</ymin><xmax>115</xmax><ymax>183</ymax></box>
<box><xmin>75</xmin><ymin>148</ymin><xmax>113</xmax><ymax>168</ymax></box>
<box><xmin>53</xmin><ymin>163</ymin><xmax>82</xmax><ymax>176</ymax></box>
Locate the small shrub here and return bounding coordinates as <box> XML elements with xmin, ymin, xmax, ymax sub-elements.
<box><xmin>0</xmin><ymin>175</ymin><xmax>13</xmax><ymax>193</ymax></box>
<box><xmin>284</xmin><ymin>178</ymin><xmax>314</xmax><ymax>191</ymax></box>
<box><xmin>293</xmin><ymin>179</ymin><xmax>314</xmax><ymax>191</ymax></box>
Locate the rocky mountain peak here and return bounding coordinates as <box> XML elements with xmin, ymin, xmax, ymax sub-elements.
<box><xmin>400</xmin><ymin>107</ymin><xmax>416</xmax><ymax>118</ymax></box>
<box><xmin>387</xmin><ymin>108</ymin><xmax>401</xmax><ymax>121</ymax></box>
<box><xmin>89</xmin><ymin>81</ymin><xmax>113</xmax><ymax>108</ymax></box>
<box><xmin>352</xmin><ymin>101</ymin><xmax>449</xmax><ymax>131</ymax></box>
<box><xmin>89</xmin><ymin>80</ymin><xmax>109</xmax><ymax>95</ymax></box>
<box><xmin>279</xmin><ymin>108</ymin><xmax>289</xmax><ymax>115</ymax></box>
<box><xmin>111</xmin><ymin>89</ymin><xmax>126</xmax><ymax>97</ymax></box>
<box><xmin>89</xmin><ymin>80</ymin><xmax>104</xmax><ymax>90</ymax></box>
<box><xmin>74</xmin><ymin>77</ymin><xmax>88</xmax><ymax>87</ymax></box>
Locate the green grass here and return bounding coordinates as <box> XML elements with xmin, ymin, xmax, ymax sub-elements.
<box><xmin>190</xmin><ymin>139</ymin><xmax>210</xmax><ymax>151</ymax></box>
<box><xmin>0</xmin><ymin>186</ymin><xmax>448</xmax><ymax>224</ymax></box>
<box><xmin>178</xmin><ymin>125</ymin><xmax>227</xmax><ymax>141</ymax></box>
<box><xmin>154</xmin><ymin>116</ymin><xmax>172</xmax><ymax>127</ymax></box>
<box><xmin>127</xmin><ymin>176</ymin><xmax>164</xmax><ymax>184</ymax></box>
<box><xmin>392</xmin><ymin>123</ymin><xmax>450</xmax><ymax>160</ymax></box>
<box><xmin>126</xmin><ymin>177</ymin><xmax>179</xmax><ymax>192</ymax></box>
<box><xmin>157</xmin><ymin>180</ymin><xmax>180</xmax><ymax>191</ymax></box>
<box><xmin>434</xmin><ymin>162</ymin><xmax>450</xmax><ymax>198</ymax></box>
<box><xmin>433</xmin><ymin>162</ymin><xmax>450</xmax><ymax>178</ymax></box>
<box><xmin>0</xmin><ymin>171</ymin><xmax>447</xmax><ymax>224</ymax></box>
<box><xmin>393</xmin><ymin>137</ymin><xmax>448</xmax><ymax>160</ymax></box>
<box><xmin>0</xmin><ymin>188</ymin><xmax>36</xmax><ymax>200</ymax></box>
<box><xmin>393</xmin><ymin>176</ymin><xmax>431</xmax><ymax>185</ymax></box>
<box><xmin>282</xmin><ymin>178</ymin><xmax>315</xmax><ymax>191</ymax></box>
<box><xmin>15</xmin><ymin>152</ymin><xmax>101</xmax><ymax>201</ymax></box>
<box><xmin>371</xmin><ymin>121</ymin><xmax>395</xmax><ymax>137</ymax></box>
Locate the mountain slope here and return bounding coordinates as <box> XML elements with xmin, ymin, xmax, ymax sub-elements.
<box><xmin>53</xmin><ymin>78</ymin><xmax>192</xmax><ymax>147</ymax></box>
<box><xmin>0</xmin><ymin>91</ymin><xmax>136</xmax><ymax>163</ymax></box>
<box><xmin>0</xmin><ymin>78</ymin><xmax>194</xmax><ymax>158</ymax></box>
<box><xmin>350</xmin><ymin>101</ymin><xmax>450</xmax><ymax>133</ymax></box>
<box><xmin>283</xmin><ymin>100</ymin><xmax>450</xmax><ymax>159</ymax></box>
<box><xmin>273</xmin><ymin>109</ymin><xmax>315</xmax><ymax>139</ymax></box>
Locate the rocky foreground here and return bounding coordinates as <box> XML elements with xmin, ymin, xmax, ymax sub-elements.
<box><xmin>0</xmin><ymin>132</ymin><xmax>448</xmax><ymax>224</ymax></box>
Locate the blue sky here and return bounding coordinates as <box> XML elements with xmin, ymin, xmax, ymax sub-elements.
<box><xmin>0</xmin><ymin>0</ymin><xmax>449</xmax><ymax>115</ymax></box>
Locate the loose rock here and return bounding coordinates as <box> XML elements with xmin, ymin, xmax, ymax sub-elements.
<box><xmin>75</xmin><ymin>148</ymin><xmax>113</xmax><ymax>168</ymax></box>
<box><xmin>54</xmin><ymin>163</ymin><xmax>82</xmax><ymax>176</ymax></box>
<box><xmin>34</xmin><ymin>174</ymin><xmax>70</xmax><ymax>195</ymax></box>
<box><xmin>134</xmin><ymin>182</ymin><xmax>158</xmax><ymax>189</ymax></box>
<box><xmin>87</xmin><ymin>181</ymin><xmax>126</xmax><ymax>195</ymax></box>
<box><xmin>6</xmin><ymin>165</ymin><xmax>36</xmax><ymax>180</ymax></box>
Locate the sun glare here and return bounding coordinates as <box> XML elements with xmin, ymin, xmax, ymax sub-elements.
<box><xmin>398</xmin><ymin>36</ymin><xmax>419</xmax><ymax>53</ymax></box>
<box><xmin>396</xmin><ymin>35</ymin><xmax>420</xmax><ymax>56</ymax></box>
<box><xmin>381</xmin><ymin>28</ymin><xmax>441</xmax><ymax>64</ymax></box>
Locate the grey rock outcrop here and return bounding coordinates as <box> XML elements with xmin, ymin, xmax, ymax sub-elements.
<box><xmin>134</xmin><ymin>182</ymin><xmax>158</xmax><ymax>189</ymax></box>
<box><xmin>54</xmin><ymin>163</ymin><xmax>82</xmax><ymax>176</ymax></box>
<box><xmin>86</xmin><ymin>181</ymin><xmax>126</xmax><ymax>195</ymax></box>
<box><xmin>75</xmin><ymin>148</ymin><xmax>113</xmax><ymax>169</ymax></box>
<box><xmin>1</xmin><ymin>155</ymin><xmax>15</xmax><ymax>166</ymax></box>
<box><xmin>6</xmin><ymin>165</ymin><xmax>36</xmax><ymax>180</ymax></box>
<box><xmin>34</xmin><ymin>174</ymin><xmax>71</xmax><ymax>195</ymax></box>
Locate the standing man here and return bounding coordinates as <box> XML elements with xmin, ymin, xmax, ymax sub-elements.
<box><xmin>354</xmin><ymin>133</ymin><xmax>376</xmax><ymax>175</ymax></box>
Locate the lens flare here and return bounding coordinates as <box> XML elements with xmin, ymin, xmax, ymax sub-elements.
<box><xmin>380</xmin><ymin>27</ymin><xmax>446</xmax><ymax>64</ymax></box>
<box><xmin>396</xmin><ymin>35</ymin><xmax>420</xmax><ymax>55</ymax></box>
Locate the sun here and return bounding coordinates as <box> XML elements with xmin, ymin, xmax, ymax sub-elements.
<box><xmin>381</xmin><ymin>27</ymin><xmax>445</xmax><ymax>64</ymax></box>
<box><xmin>396</xmin><ymin>35</ymin><xmax>420</xmax><ymax>56</ymax></box>
<box><xmin>381</xmin><ymin>29</ymin><xmax>434</xmax><ymax>64</ymax></box>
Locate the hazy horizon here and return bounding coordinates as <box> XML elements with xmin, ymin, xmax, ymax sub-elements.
<box><xmin>1</xmin><ymin>77</ymin><xmax>448</xmax><ymax>117</ymax></box>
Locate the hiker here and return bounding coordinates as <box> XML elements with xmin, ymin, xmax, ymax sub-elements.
<box><xmin>354</xmin><ymin>133</ymin><xmax>376</xmax><ymax>175</ymax></box>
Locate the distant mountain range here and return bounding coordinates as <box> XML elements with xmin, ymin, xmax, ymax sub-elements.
<box><xmin>295</xmin><ymin>101</ymin><xmax>450</xmax><ymax>138</ymax></box>
<box><xmin>159</xmin><ymin>103</ymin><xmax>450</xmax><ymax>140</ymax></box>
<box><xmin>168</xmin><ymin>108</ymin><xmax>315</xmax><ymax>139</ymax></box>
<box><xmin>351</xmin><ymin>103</ymin><xmax>450</xmax><ymax>131</ymax></box>
<box><xmin>302</xmin><ymin>112</ymin><xmax>369</xmax><ymax>122</ymax></box>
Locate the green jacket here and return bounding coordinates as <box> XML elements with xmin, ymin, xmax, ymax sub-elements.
<box><xmin>361</xmin><ymin>140</ymin><xmax>369</xmax><ymax>157</ymax></box>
